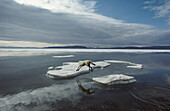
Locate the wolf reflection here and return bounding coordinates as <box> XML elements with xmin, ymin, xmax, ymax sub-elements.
<box><xmin>76</xmin><ymin>80</ymin><xmax>95</xmax><ymax>95</ymax></box>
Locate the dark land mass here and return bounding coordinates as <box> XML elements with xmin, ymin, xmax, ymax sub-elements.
<box><xmin>1</xmin><ymin>46</ymin><xmax>170</xmax><ymax>49</ymax></box>
<box><xmin>44</xmin><ymin>45</ymin><xmax>170</xmax><ymax>49</ymax></box>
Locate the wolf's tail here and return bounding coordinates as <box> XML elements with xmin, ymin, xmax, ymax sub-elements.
<box><xmin>90</xmin><ymin>62</ymin><xmax>95</xmax><ymax>66</ymax></box>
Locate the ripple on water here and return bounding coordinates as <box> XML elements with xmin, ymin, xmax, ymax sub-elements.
<box><xmin>129</xmin><ymin>83</ymin><xmax>170</xmax><ymax>110</ymax></box>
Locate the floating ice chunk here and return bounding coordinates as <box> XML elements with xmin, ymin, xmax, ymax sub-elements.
<box><xmin>47</xmin><ymin>59</ymin><xmax>142</xmax><ymax>78</ymax></box>
<box><xmin>52</xmin><ymin>55</ymin><xmax>74</xmax><ymax>58</ymax></box>
<box><xmin>92</xmin><ymin>74</ymin><xmax>136</xmax><ymax>85</ymax></box>
<box><xmin>47</xmin><ymin>62</ymin><xmax>87</xmax><ymax>77</ymax></box>
<box><xmin>94</xmin><ymin>61</ymin><xmax>110</xmax><ymax>69</ymax></box>
<box><xmin>46</xmin><ymin>74</ymin><xmax>55</xmax><ymax>79</ymax></box>
<box><xmin>127</xmin><ymin>64</ymin><xmax>143</xmax><ymax>69</ymax></box>
<box><xmin>48</xmin><ymin>66</ymin><xmax>54</xmax><ymax>70</ymax></box>
<box><xmin>104</xmin><ymin>60</ymin><xmax>131</xmax><ymax>64</ymax></box>
<box><xmin>47</xmin><ymin>61</ymin><xmax>110</xmax><ymax>77</ymax></box>
<box><xmin>105</xmin><ymin>60</ymin><xmax>143</xmax><ymax>69</ymax></box>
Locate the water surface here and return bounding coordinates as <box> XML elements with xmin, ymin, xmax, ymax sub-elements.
<box><xmin>0</xmin><ymin>50</ymin><xmax>170</xmax><ymax>111</ymax></box>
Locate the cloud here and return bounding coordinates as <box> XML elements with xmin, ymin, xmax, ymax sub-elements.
<box><xmin>0</xmin><ymin>0</ymin><xmax>170</xmax><ymax>47</ymax></box>
<box><xmin>13</xmin><ymin>0</ymin><xmax>97</xmax><ymax>15</ymax></box>
<box><xmin>0</xmin><ymin>40</ymin><xmax>71</xmax><ymax>47</ymax></box>
<box><xmin>144</xmin><ymin>0</ymin><xmax>170</xmax><ymax>25</ymax></box>
<box><xmin>0</xmin><ymin>83</ymin><xmax>81</xmax><ymax>111</ymax></box>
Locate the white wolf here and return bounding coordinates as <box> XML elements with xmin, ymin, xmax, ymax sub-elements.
<box><xmin>76</xmin><ymin>60</ymin><xmax>95</xmax><ymax>71</ymax></box>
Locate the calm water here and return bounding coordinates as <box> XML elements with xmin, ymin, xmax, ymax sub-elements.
<box><xmin>0</xmin><ymin>52</ymin><xmax>170</xmax><ymax>111</ymax></box>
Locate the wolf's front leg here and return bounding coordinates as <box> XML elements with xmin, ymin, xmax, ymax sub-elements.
<box><xmin>76</xmin><ymin>66</ymin><xmax>82</xmax><ymax>71</ymax></box>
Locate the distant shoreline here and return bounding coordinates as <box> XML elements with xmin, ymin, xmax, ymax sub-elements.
<box><xmin>1</xmin><ymin>46</ymin><xmax>170</xmax><ymax>50</ymax></box>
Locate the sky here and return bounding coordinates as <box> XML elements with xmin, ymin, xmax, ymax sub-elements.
<box><xmin>0</xmin><ymin>0</ymin><xmax>170</xmax><ymax>47</ymax></box>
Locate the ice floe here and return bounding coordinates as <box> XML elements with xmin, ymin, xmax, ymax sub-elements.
<box><xmin>48</xmin><ymin>66</ymin><xmax>54</xmax><ymax>70</ymax></box>
<box><xmin>47</xmin><ymin>61</ymin><xmax>110</xmax><ymax>77</ymax></box>
<box><xmin>127</xmin><ymin>64</ymin><xmax>143</xmax><ymax>69</ymax></box>
<box><xmin>105</xmin><ymin>60</ymin><xmax>143</xmax><ymax>69</ymax></box>
<box><xmin>105</xmin><ymin>60</ymin><xmax>131</xmax><ymax>64</ymax></box>
<box><xmin>92</xmin><ymin>74</ymin><xmax>136</xmax><ymax>85</ymax></box>
<box><xmin>94</xmin><ymin>61</ymin><xmax>110</xmax><ymax>69</ymax></box>
<box><xmin>47</xmin><ymin>62</ymin><xmax>89</xmax><ymax>77</ymax></box>
<box><xmin>52</xmin><ymin>55</ymin><xmax>74</xmax><ymax>58</ymax></box>
<box><xmin>47</xmin><ymin>60</ymin><xmax>143</xmax><ymax>78</ymax></box>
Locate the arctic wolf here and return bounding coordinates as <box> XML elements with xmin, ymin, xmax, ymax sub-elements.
<box><xmin>76</xmin><ymin>60</ymin><xmax>95</xmax><ymax>71</ymax></box>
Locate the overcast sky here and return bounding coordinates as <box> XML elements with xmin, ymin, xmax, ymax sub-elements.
<box><xmin>0</xmin><ymin>0</ymin><xmax>170</xmax><ymax>47</ymax></box>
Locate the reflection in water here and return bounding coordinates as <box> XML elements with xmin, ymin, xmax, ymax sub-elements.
<box><xmin>0</xmin><ymin>83</ymin><xmax>81</xmax><ymax>111</ymax></box>
<box><xmin>76</xmin><ymin>80</ymin><xmax>95</xmax><ymax>95</ymax></box>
